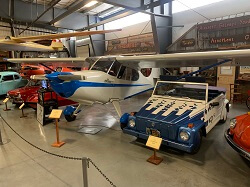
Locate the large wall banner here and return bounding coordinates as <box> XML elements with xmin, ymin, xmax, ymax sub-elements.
<box><xmin>105</xmin><ymin>33</ymin><xmax>156</xmax><ymax>55</ymax></box>
<box><xmin>198</xmin><ymin>15</ymin><xmax>250</xmax><ymax>33</ymax></box>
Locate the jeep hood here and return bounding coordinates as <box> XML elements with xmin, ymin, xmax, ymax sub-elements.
<box><xmin>136</xmin><ymin>97</ymin><xmax>205</xmax><ymax>124</ymax></box>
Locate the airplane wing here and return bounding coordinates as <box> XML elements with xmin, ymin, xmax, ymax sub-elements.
<box><xmin>7</xmin><ymin>49</ymin><xmax>250</xmax><ymax>67</ymax></box>
<box><xmin>11</xmin><ymin>29</ymin><xmax>121</xmax><ymax>43</ymax></box>
<box><xmin>7</xmin><ymin>58</ymin><xmax>86</xmax><ymax>63</ymax></box>
<box><xmin>113</xmin><ymin>49</ymin><xmax>250</xmax><ymax>68</ymax></box>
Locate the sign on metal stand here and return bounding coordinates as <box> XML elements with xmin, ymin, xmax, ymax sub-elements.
<box><xmin>82</xmin><ymin>157</ymin><xmax>89</xmax><ymax>187</ymax></box>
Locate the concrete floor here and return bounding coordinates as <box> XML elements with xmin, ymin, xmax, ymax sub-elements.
<box><xmin>0</xmin><ymin>93</ymin><xmax>249</xmax><ymax>187</ymax></box>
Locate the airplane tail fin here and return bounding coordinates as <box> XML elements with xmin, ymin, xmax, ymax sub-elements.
<box><xmin>50</xmin><ymin>40</ymin><xmax>64</xmax><ymax>51</ymax></box>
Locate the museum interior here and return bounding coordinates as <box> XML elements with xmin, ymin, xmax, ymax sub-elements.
<box><xmin>0</xmin><ymin>0</ymin><xmax>250</xmax><ymax>186</ymax></box>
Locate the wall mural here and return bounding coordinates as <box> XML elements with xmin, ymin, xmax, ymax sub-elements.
<box><xmin>105</xmin><ymin>33</ymin><xmax>156</xmax><ymax>55</ymax></box>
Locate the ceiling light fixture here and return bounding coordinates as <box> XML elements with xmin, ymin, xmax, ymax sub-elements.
<box><xmin>84</xmin><ymin>1</ymin><xmax>98</xmax><ymax>8</ymax></box>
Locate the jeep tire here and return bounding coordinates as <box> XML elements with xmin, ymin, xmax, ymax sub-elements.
<box><xmin>191</xmin><ymin>130</ymin><xmax>202</xmax><ymax>154</ymax></box>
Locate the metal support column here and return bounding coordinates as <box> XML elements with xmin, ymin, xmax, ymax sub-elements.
<box><xmin>82</xmin><ymin>157</ymin><xmax>89</xmax><ymax>187</ymax></box>
<box><xmin>88</xmin><ymin>15</ymin><xmax>105</xmax><ymax>56</ymax></box>
<box><xmin>151</xmin><ymin>1</ymin><xmax>173</xmax><ymax>54</ymax></box>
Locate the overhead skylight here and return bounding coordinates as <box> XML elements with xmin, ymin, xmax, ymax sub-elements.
<box><xmin>173</xmin><ymin>0</ymin><xmax>225</xmax><ymax>13</ymax></box>
<box><xmin>105</xmin><ymin>12</ymin><xmax>150</xmax><ymax>29</ymax></box>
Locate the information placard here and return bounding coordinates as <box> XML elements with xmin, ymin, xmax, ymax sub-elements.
<box><xmin>19</xmin><ymin>103</ymin><xmax>25</xmax><ymax>109</ymax></box>
<box><xmin>3</xmin><ymin>98</ymin><xmax>9</xmax><ymax>103</ymax></box>
<box><xmin>49</xmin><ymin>109</ymin><xmax>62</xmax><ymax>119</ymax></box>
<box><xmin>146</xmin><ymin>135</ymin><xmax>162</xmax><ymax>150</ymax></box>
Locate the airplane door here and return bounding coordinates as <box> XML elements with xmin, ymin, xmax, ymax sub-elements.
<box><xmin>217</xmin><ymin>62</ymin><xmax>236</xmax><ymax>100</ymax></box>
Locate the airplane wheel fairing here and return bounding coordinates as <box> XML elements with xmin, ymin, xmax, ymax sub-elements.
<box><xmin>63</xmin><ymin>106</ymin><xmax>76</xmax><ymax>115</ymax></box>
<box><xmin>65</xmin><ymin>114</ymin><xmax>76</xmax><ymax>122</ymax></box>
<box><xmin>64</xmin><ymin>106</ymin><xmax>77</xmax><ymax>122</ymax></box>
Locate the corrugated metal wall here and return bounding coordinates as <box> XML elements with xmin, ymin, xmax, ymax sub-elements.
<box><xmin>13</xmin><ymin>24</ymin><xmax>55</xmax><ymax>37</ymax></box>
<box><xmin>0</xmin><ymin>21</ymin><xmax>11</xmax><ymax>39</ymax></box>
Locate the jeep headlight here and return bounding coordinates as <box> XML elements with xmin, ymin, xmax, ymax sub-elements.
<box><xmin>180</xmin><ymin>131</ymin><xmax>190</xmax><ymax>141</ymax></box>
<box><xmin>230</xmin><ymin>118</ymin><xmax>237</xmax><ymax>129</ymax></box>
<box><xmin>128</xmin><ymin>119</ymin><xmax>136</xmax><ymax>128</ymax></box>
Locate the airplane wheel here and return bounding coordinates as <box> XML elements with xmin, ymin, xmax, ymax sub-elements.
<box><xmin>65</xmin><ymin>114</ymin><xmax>76</xmax><ymax>122</ymax></box>
<box><xmin>219</xmin><ymin>109</ymin><xmax>227</xmax><ymax>124</ymax></box>
<box><xmin>190</xmin><ymin>130</ymin><xmax>202</xmax><ymax>154</ymax></box>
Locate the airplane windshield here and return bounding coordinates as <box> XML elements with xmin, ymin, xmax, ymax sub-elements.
<box><xmin>90</xmin><ymin>60</ymin><xmax>113</xmax><ymax>73</ymax></box>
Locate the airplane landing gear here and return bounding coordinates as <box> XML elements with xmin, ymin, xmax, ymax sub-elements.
<box><xmin>65</xmin><ymin>113</ymin><xmax>76</xmax><ymax>122</ymax></box>
<box><xmin>63</xmin><ymin>104</ymin><xmax>83</xmax><ymax>122</ymax></box>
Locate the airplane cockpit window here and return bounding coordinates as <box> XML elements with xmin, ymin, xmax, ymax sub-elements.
<box><xmin>91</xmin><ymin>60</ymin><xmax>113</xmax><ymax>73</ymax></box>
<box><xmin>108</xmin><ymin>61</ymin><xmax>121</xmax><ymax>77</ymax></box>
<box><xmin>118</xmin><ymin>66</ymin><xmax>139</xmax><ymax>81</ymax></box>
<box><xmin>117</xmin><ymin>66</ymin><xmax>126</xmax><ymax>79</ymax></box>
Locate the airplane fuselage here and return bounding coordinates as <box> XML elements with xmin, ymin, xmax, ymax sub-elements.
<box><xmin>46</xmin><ymin>70</ymin><xmax>154</xmax><ymax>105</ymax></box>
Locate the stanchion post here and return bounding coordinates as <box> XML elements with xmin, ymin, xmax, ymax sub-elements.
<box><xmin>82</xmin><ymin>157</ymin><xmax>89</xmax><ymax>187</ymax></box>
<box><xmin>0</xmin><ymin>127</ymin><xmax>3</xmax><ymax>145</ymax></box>
<box><xmin>0</xmin><ymin>118</ymin><xmax>10</xmax><ymax>145</ymax></box>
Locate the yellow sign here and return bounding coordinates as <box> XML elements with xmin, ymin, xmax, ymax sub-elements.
<box><xmin>3</xmin><ymin>98</ymin><xmax>9</xmax><ymax>103</ymax></box>
<box><xmin>49</xmin><ymin>109</ymin><xmax>62</xmax><ymax>119</ymax></box>
<box><xmin>19</xmin><ymin>103</ymin><xmax>25</xmax><ymax>109</ymax></box>
<box><xmin>146</xmin><ymin>135</ymin><xmax>162</xmax><ymax>150</ymax></box>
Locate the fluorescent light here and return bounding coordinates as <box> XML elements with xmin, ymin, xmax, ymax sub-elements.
<box><xmin>84</xmin><ymin>1</ymin><xmax>98</xmax><ymax>8</ymax></box>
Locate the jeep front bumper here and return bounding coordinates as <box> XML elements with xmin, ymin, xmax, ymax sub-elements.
<box><xmin>123</xmin><ymin>128</ymin><xmax>194</xmax><ymax>153</ymax></box>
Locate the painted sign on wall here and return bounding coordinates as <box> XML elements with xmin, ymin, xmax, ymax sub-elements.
<box><xmin>105</xmin><ymin>33</ymin><xmax>156</xmax><ymax>55</ymax></box>
<box><xmin>180</xmin><ymin>38</ymin><xmax>196</xmax><ymax>47</ymax></box>
<box><xmin>198</xmin><ymin>15</ymin><xmax>250</xmax><ymax>33</ymax></box>
<box><xmin>209</xmin><ymin>33</ymin><xmax>250</xmax><ymax>44</ymax></box>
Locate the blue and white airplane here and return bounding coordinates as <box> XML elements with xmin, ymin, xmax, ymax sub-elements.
<box><xmin>8</xmin><ymin>49</ymin><xmax>250</xmax><ymax>122</ymax></box>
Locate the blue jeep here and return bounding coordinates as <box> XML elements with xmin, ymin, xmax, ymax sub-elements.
<box><xmin>120</xmin><ymin>81</ymin><xmax>229</xmax><ymax>154</ymax></box>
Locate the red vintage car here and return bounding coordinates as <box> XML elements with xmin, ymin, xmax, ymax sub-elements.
<box><xmin>225</xmin><ymin>112</ymin><xmax>250</xmax><ymax>161</ymax></box>
<box><xmin>7</xmin><ymin>80</ymin><xmax>40</xmax><ymax>104</ymax></box>
<box><xmin>7</xmin><ymin>80</ymin><xmax>77</xmax><ymax>109</ymax></box>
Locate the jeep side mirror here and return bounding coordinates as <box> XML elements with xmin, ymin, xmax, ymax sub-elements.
<box><xmin>211</xmin><ymin>102</ymin><xmax>219</xmax><ymax>106</ymax></box>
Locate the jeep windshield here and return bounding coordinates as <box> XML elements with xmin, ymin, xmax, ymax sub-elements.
<box><xmin>153</xmin><ymin>81</ymin><xmax>208</xmax><ymax>102</ymax></box>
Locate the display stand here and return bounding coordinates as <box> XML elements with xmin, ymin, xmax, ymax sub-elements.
<box><xmin>19</xmin><ymin>103</ymin><xmax>27</xmax><ymax>118</ymax></box>
<box><xmin>37</xmin><ymin>88</ymin><xmax>58</xmax><ymax>126</ymax></box>
<box><xmin>146</xmin><ymin>135</ymin><xmax>163</xmax><ymax>165</ymax></box>
<box><xmin>3</xmin><ymin>98</ymin><xmax>10</xmax><ymax>111</ymax></box>
<box><xmin>49</xmin><ymin>109</ymin><xmax>65</xmax><ymax>148</ymax></box>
